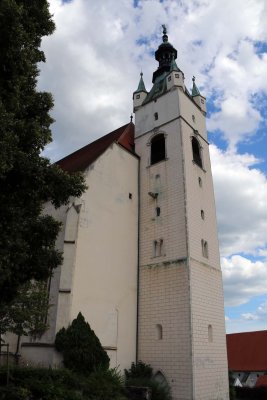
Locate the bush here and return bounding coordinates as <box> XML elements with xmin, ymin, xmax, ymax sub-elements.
<box><xmin>84</xmin><ymin>367</ymin><xmax>127</xmax><ymax>400</ymax></box>
<box><xmin>124</xmin><ymin>361</ymin><xmax>171</xmax><ymax>400</ymax></box>
<box><xmin>0</xmin><ymin>365</ymin><xmax>127</xmax><ymax>400</ymax></box>
<box><xmin>0</xmin><ymin>367</ymin><xmax>84</xmax><ymax>400</ymax></box>
<box><xmin>125</xmin><ymin>361</ymin><xmax>152</xmax><ymax>380</ymax></box>
<box><xmin>55</xmin><ymin>312</ymin><xmax>109</xmax><ymax>375</ymax></box>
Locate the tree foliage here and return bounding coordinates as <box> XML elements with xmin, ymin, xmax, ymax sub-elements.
<box><xmin>55</xmin><ymin>312</ymin><xmax>110</xmax><ymax>374</ymax></box>
<box><xmin>0</xmin><ymin>0</ymin><xmax>86</xmax><ymax>305</ymax></box>
<box><xmin>0</xmin><ymin>280</ymin><xmax>50</xmax><ymax>354</ymax></box>
<box><xmin>124</xmin><ymin>361</ymin><xmax>171</xmax><ymax>400</ymax></box>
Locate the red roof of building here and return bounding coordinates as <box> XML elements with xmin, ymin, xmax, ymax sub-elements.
<box><xmin>227</xmin><ymin>331</ymin><xmax>267</xmax><ymax>371</ymax></box>
<box><xmin>56</xmin><ymin>122</ymin><xmax>135</xmax><ymax>172</ymax></box>
<box><xmin>255</xmin><ymin>375</ymin><xmax>267</xmax><ymax>387</ymax></box>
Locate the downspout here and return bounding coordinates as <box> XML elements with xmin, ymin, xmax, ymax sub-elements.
<box><xmin>136</xmin><ymin>156</ymin><xmax>141</xmax><ymax>363</ymax></box>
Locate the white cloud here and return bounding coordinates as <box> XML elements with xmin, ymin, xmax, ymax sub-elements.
<box><xmin>210</xmin><ymin>145</ymin><xmax>267</xmax><ymax>256</ymax></box>
<box><xmin>226</xmin><ymin>301</ymin><xmax>267</xmax><ymax>332</ymax></box>
<box><xmin>241</xmin><ymin>313</ymin><xmax>259</xmax><ymax>321</ymax></box>
<box><xmin>38</xmin><ymin>0</ymin><xmax>267</xmax><ymax>160</ymax></box>
<box><xmin>222</xmin><ymin>255</ymin><xmax>267</xmax><ymax>306</ymax></box>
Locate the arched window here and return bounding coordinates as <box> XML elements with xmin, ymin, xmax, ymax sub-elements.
<box><xmin>192</xmin><ymin>136</ymin><xmax>202</xmax><ymax>168</ymax></box>
<box><xmin>151</xmin><ymin>134</ymin><xmax>165</xmax><ymax>165</ymax></box>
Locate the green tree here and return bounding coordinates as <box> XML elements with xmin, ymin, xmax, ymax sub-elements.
<box><xmin>9</xmin><ymin>280</ymin><xmax>50</xmax><ymax>356</ymax></box>
<box><xmin>124</xmin><ymin>361</ymin><xmax>171</xmax><ymax>400</ymax></box>
<box><xmin>0</xmin><ymin>0</ymin><xmax>86</xmax><ymax>305</ymax></box>
<box><xmin>0</xmin><ymin>280</ymin><xmax>50</xmax><ymax>356</ymax></box>
<box><xmin>55</xmin><ymin>312</ymin><xmax>110</xmax><ymax>374</ymax></box>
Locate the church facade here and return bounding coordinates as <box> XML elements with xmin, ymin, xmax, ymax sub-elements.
<box><xmin>9</xmin><ymin>28</ymin><xmax>229</xmax><ymax>399</ymax></box>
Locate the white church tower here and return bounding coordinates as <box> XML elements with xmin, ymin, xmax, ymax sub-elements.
<box><xmin>134</xmin><ymin>26</ymin><xmax>229</xmax><ymax>400</ymax></box>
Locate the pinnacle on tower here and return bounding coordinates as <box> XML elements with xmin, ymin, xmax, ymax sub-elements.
<box><xmin>191</xmin><ymin>76</ymin><xmax>201</xmax><ymax>96</ymax></box>
<box><xmin>134</xmin><ymin>72</ymin><xmax>147</xmax><ymax>94</ymax></box>
<box><xmin>191</xmin><ymin>76</ymin><xmax>207</xmax><ymax>114</ymax></box>
<box><xmin>133</xmin><ymin>72</ymin><xmax>148</xmax><ymax>111</ymax></box>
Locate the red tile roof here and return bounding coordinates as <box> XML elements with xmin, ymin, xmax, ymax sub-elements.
<box><xmin>56</xmin><ymin>122</ymin><xmax>135</xmax><ymax>172</ymax></box>
<box><xmin>227</xmin><ymin>331</ymin><xmax>267</xmax><ymax>371</ymax></box>
<box><xmin>255</xmin><ymin>375</ymin><xmax>267</xmax><ymax>387</ymax></box>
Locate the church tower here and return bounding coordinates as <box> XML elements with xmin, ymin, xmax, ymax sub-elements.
<box><xmin>133</xmin><ymin>26</ymin><xmax>229</xmax><ymax>400</ymax></box>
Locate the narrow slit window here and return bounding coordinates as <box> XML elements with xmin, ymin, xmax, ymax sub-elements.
<box><xmin>159</xmin><ymin>239</ymin><xmax>163</xmax><ymax>256</ymax></box>
<box><xmin>153</xmin><ymin>240</ymin><xmax>158</xmax><ymax>257</ymax></box>
<box><xmin>192</xmin><ymin>136</ymin><xmax>202</xmax><ymax>168</ymax></box>
<box><xmin>151</xmin><ymin>134</ymin><xmax>166</xmax><ymax>165</ymax></box>
<box><xmin>208</xmin><ymin>324</ymin><xmax>213</xmax><ymax>342</ymax></box>
<box><xmin>156</xmin><ymin>324</ymin><xmax>163</xmax><ymax>340</ymax></box>
<box><xmin>154</xmin><ymin>112</ymin><xmax>158</xmax><ymax>120</ymax></box>
<box><xmin>201</xmin><ymin>210</ymin><xmax>205</xmax><ymax>220</ymax></box>
<box><xmin>201</xmin><ymin>239</ymin><xmax>208</xmax><ymax>258</ymax></box>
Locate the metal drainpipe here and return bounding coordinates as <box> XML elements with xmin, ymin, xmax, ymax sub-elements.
<box><xmin>136</xmin><ymin>157</ymin><xmax>141</xmax><ymax>363</ymax></box>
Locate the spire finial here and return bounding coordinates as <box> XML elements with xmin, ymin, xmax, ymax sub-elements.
<box><xmin>140</xmin><ymin>71</ymin><xmax>143</xmax><ymax>77</ymax></box>
<box><xmin>192</xmin><ymin>76</ymin><xmax>196</xmax><ymax>83</ymax></box>
<box><xmin>130</xmin><ymin>114</ymin><xmax>133</xmax><ymax>123</ymax></box>
<box><xmin>162</xmin><ymin>24</ymin><xmax>168</xmax><ymax>43</ymax></box>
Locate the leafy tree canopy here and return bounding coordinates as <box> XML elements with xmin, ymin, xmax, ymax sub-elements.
<box><xmin>55</xmin><ymin>312</ymin><xmax>110</xmax><ymax>374</ymax></box>
<box><xmin>0</xmin><ymin>0</ymin><xmax>86</xmax><ymax>304</ymax></box>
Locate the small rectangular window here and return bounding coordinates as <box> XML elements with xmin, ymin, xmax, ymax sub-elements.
<box><xmin>201</xmin><ymin>239</ymin><xmax>208</xmax><ymax>258</ymax></box>
<box><xmin>201</xmin><ymin>99</ymin><xmax>204</xmax><ymax>104</ymax></box>
<box><xmin>168</xmin><ymin>76</ymin><xmax>171</xmax><ymax>82</ymax></box>
<box><xmin>159</xmin><ymin>239</ymin><xmax>163</xmax><ymax>256</ymax></box>
<box><xmin>175</xmin><ymin>73</ymin><xmax>179</xmax><ymax>78</ymax></box>
<box><xmin>153</xmin><ymin>240</ymin><xmax>158</xmax><ymax>257</ymax></box>
<box><xmin>154</xmin><ymin>112</ymin><xmax>158</xmax><ymax>120</ymax></box>
<box><xmin>136</xmin><ymin>94</ymin><xmax>140</xmax><ymax>99</ymax></box>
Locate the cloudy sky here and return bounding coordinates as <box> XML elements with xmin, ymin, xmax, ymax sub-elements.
<box><xmin>39</xmin><ymin>0</ymin><xmax>267</xmax><ymax>333</ymax></box>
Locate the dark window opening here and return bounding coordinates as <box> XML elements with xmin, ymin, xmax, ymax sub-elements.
<box><xmin>168</xmin><ymin>76</ymin><xmax>171</xmax><ymax>82</ymax></box>
<box><xmin>201</xmin><ymin>239</ymin><xmax>208</xmax><ymax>258</ymax></box>
<box><xmin>175</xmin><ymin>73</ymin><xmax>179</xmax><ymax>78</ymax></box>
<box><xmin>151</xmin><ymin>134</ymin><xmax>165</xmax><ymax>165</ymax></box>
<box><xmin>136</xmin><ymin>94</ymin><xmax>140</xmax><ymax>99</ymax></box>
<box><xmin>156</xmin><ymin>207</ymin><xmax>161</xmax><ymax>217</ymax></box>
<box><xmin>154</xmin><ymin>112</ymin><xmax>158</xmax><ymax>120</ymax></box>
<box><xmin>192</xmin><ymin>137</ymin><xmax>202</xmax><ymax>168</ymax></box>
<box><xmin>129</xmin><ymin>193</ymin><xmax>132</xmax><ymax>199</ymax></box>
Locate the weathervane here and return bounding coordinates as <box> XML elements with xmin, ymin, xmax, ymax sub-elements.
<box><xmin>162</xmin><ymin>24</ymin><xmax>168</xmax><ymax>43</ymax></box>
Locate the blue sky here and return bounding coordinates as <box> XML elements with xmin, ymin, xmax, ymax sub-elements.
<box><xmin>40</xmin><ymin>0</ymin><xmax>267</xmax><ymax>333</ymax></box>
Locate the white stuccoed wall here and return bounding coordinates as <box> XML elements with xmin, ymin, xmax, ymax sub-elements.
<box><xmin>66</xmin><ymin>143</ymin><xmax>139</xmax><ymax>371</ymax></box>
<box><xmin>19</xmin><ymin>143</ymin><xmax>139</xmax><ymax>372</ymax></box>
<box><xmin>135</xmin><ymin>84</ymin><xmax>229</xmax><ymax>399</ymax></box>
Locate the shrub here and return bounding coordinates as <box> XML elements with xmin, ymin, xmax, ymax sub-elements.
<box><xmin>84</xmin><ymin>367</ymin><xmax>127</xmax><ymax>400</ymax></box>
<box><xmin>125</xmin><ymin>361</ymin><xmax>153</xmax><ymax>380</ymax></box>
<box><xmin>55</xmin><ymin>312</ymin><xmax>109</xmax><ymax>374</ymax></box>
<box><xmin>0</xmin><ymin>366</ymin><xmax>84</xmax><ymax>400</ymax></box>
<box><xmin>124</xmin><ymin>361</ymin><xmax>171</xmax><ymax>400</ymax></box>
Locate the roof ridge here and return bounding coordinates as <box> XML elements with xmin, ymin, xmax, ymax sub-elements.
<box><xmin>56</xmin><ymin>122</ymin><xmax>135</xmax><ymax>173</ymax></box>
